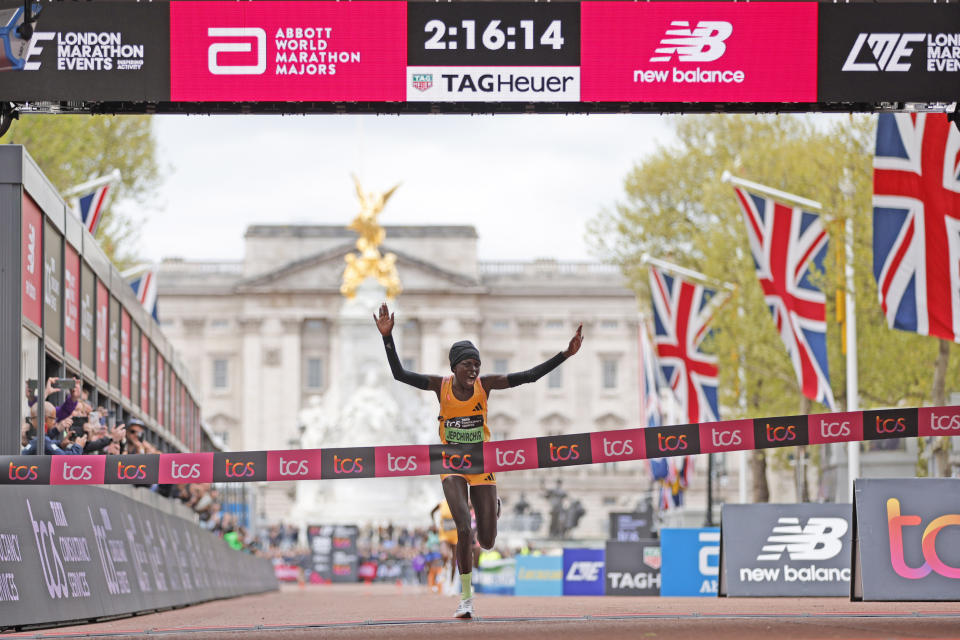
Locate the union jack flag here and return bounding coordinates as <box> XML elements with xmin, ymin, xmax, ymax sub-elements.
<box><xmin>71</xmin><ymin>184</ymin><xmax>110</xmax><ymax>235</ymax></box>
<box><xmin>873</xmin><ymin>113</ymin><xmax>960</xmax><ymax>343</ymax></box>
<box><xmin>648</xmin><ymin>266</ymin><xmax>720</xmax><ymax>423</ymax></box>
<box><xmin>129</xmin><ymin>267</ymin><xmax>159</xmax><ymax>322</ymax></box>
<box><xmin>733</xmin><ymin>184</ymin><xmax>835</xmax><ymax>410</ymax></box>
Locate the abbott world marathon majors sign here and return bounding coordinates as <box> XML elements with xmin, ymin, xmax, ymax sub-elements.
<box><xmin>0</xmin><ymin>486</ymin><xmax>276</xmax><ymax>629</ymax></box>
<box><xmin>719</xmin><ymin>504</ymin><xmax>852</xmax><ymax>597</ymax></box>
<box><xmin>853</xmin><ymin>478</ymin><xmax>960</xmax><ymax>601</ymax></box>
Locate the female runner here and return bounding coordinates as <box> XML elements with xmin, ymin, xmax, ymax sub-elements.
<box><xmin>376</xmin><ymin>303</ymin><xmax>583</xmax><ymax>618</ymax></box>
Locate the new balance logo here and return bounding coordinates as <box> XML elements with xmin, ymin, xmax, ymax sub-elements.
<box><xmin>473</xmin><ymin>403</ymin><xmax>483</xmax><ymax>412</ymax></box>
<box><xmin>756</xmin><ymin>517</ymin><xmax>848</xmax><ymax>561</ymax></box>
<box><xmin>842</xmin><ymin>33</ymin><xmax>925</xmax><ymax>72</ymax></box>
<box><xmin>650</xmin><ymin>20</ymin><xmax>732</xmax><ymax>63</ymax></box>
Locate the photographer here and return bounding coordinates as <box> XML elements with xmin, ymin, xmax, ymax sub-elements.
<box><xmin>124</xmin><ymin>419</ymin><xmax>159</xmax><ymax>455</ymax></box>
<box><xmin>80</xmin><ymin>412</ymin><xmax>125</xmax><ymax>454</ymax></box>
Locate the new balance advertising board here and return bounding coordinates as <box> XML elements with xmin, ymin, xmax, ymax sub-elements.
<box><xmin>0</xmin><ymin>2</ymin><xmax>169</xmax><ymax>101</ymax></box>
<box><xmin>853</xmin><ymin>478</ymin><xmax>960</xmax><ymax>601</ymax></box>
<box><xmin>580</xmin><ymin>2</ymin><xmax>818</xmax><ymax>103</ymax></box>
<box><xmin>818</xmin><ymin>4</ymin><xmax>960</xmax><ymax>102</ymax></box>
<box><xmin>660</xmin><ymin>528</ymin><xmax>720</xmax><ymax>596</ymax></box>
<box><xmin>719</xmin><ymin>504</ymin><xmax>851</xmax><ymax>597</ymax></box>
<box><xmin>0</xmin><ymin>485</ymin><xmax>275</xmax><ymax>629</ymax></box>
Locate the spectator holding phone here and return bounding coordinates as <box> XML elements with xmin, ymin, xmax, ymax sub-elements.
<box><xmin>124</xmin><ymin>418</ymin><xmax>159</xmax><ymax>455</ymax></box>
<box><xmin>27</xmin><ymin>378</ymin><xmax>81</xmax><ymax>424</ymax></box>
<box><xmin>21</xmin><ymin>402</ymin><xmax>83</xmax><ymax>455</ymax></box>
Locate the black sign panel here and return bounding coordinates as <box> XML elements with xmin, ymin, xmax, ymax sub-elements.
<box><xmin>604</xmin><ymin>540</ymin><xmax>661</xmax><ymax>596</ymax></box>
<box><xmin>130</xmin><ymin>323</ymin><xmax>140</xmax><ymax>407</ymax></box>
<box><xmin>330</xmin><ymin>525</ymin><xmax>359</xmax><ymax>583</ymax></box>
<box><xmin>320</xmin><ymin>447</ymin><xmax>376</xmax><ymax>480</ymax></box>
<box><xmin>42</xmin><ymin>221</ymin><xmax>62</xmax><ymax>346</ymax></box>
<box><xmin>0</xmin><ymin>456</ymin><xmax>51</xmax><ymax>485</ymax></box>
<box><xmin>408</xmin><ymin>2</ymin><xmax>580</xmax><ymax>67</ymax></box>
<box><xmin>853</xmin><ymin>478</ymin><xmax>960</xmax><ymax>601</ymax></box>
<box><xmin>536</xmin><ymin>433</ymin><xmax>592</xmax><ymax>468</ymax></box>
<box><xmin>1</xmin><ymin>2</ymin><xmax>171</xmax><ymax>101</ymax></box>
<box><xmin>753</xmin><ymin>414</ymin><xmax>809</xmax><ymax>449</ymax></box>
<box><xmin>719</xmin><ymin>503</ymin><xmax>851</xmax><ymax>597</ymax></box>
<box><xmin>109</xmin><ymin>296</ymin><xmax>120</xmax><ymax>389</ymax></box>
<box><xmin>863</xmin><ymin>408</ymin><xmax>918</xmax><ymax>442</ymax></box>
<box><xmin>0</xmin><ymin>485</ymin><xmax>276</xmax><ymax>628</ymax></box>
<box><xmin>306</xmin><ymin>525</ymin><xmax>333</xmax><ymax>582</ymax></box>
<box><xmin>213</xmin><ymin>451</ymin><xmax>267</xmax><ymax>483</ymax></box>
<box><xmin>609</xmin><ymin>508</ymin><xmax>654</xmax><ymax>543</ymax></box>
<box><xmin>429</xmin><ymin>442</ymin><xmax>485</xmax><ymax>475</ymax></box>
<box><xmin>79</xmin><ymin>260</ymin><xmax>95</xmax><ymax>371</ymax></box>
<box><xmin>643</xmin><ymin>424</ymin><xmax>701</xmax><ymax>458</ymax></box>
<box><xmin>818</xmin><ymin>4</ymin><xmax>960</xmax><ymax>102</ymax></box>
<box><xmin>104</xmin><ymin>455</ymin><xmax>159</xmax><ymax>485</ymax></box>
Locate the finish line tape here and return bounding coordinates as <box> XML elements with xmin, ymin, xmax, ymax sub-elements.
<box><xmin>3</xmin><ymin>405</ymin><xmax>959</xmax><ymax>485</ymax></box>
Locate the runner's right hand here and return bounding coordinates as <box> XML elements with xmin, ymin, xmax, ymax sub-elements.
<box><xmin>374</xmin><ymin>302</ymin><xmax>395</xmax><ymax>336</ymax></box>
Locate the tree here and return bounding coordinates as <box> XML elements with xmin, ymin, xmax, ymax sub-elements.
<box><xmin>589</xmin><ymin>114</ymin><xmax>960</xmax><ymax>497</ymax></box>
<box><xmin>2</xmin><ymin>115</ymin><xmax>162</xmax><ymax>269</ymax></box>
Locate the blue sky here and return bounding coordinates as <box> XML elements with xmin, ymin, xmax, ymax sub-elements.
<box><xmin>128</xmin><ymin>113</ymin><xmax>671</xmax><ymax>263</ymax></box>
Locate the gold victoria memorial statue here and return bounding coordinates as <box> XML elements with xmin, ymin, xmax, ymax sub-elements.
<box><xmin>340</xmin><ymin>175</ymin><xmax>403</xmax><ymax>299</ymax></box>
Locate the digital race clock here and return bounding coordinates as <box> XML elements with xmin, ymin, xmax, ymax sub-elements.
<box><xmin>407</xmin><ymin>2</ymin><xmax>580</xmax><ymax>66</ymax></box>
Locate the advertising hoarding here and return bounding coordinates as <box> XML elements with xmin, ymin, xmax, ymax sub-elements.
<box><xmin>660</xmin><ymin>527</ymin><xmax>720</xmax><ymax>596</ymax></box>
<box><xmin>853</xmin><ymin>478</ymin><xmax>960</xmax><ymax>601</ymax></box>
<box><xmin>562</xmin><ymin>548</ymin><xmax>605</xmax><ymax>596</ymax></box>
<box><xmin>21</xmin><ymin>193</ymin><xmax>42</xmax><ymax>328</ymax></box>
<box><xmin>604</xmin><ymin>540</ymin><xmax>661</xmax><ymax>596</ymax></box>
<box><xmin>580</xmin><ymin>2</ymin><xmax>818</xmax><ymax>102</ymax></box>
<box><xmin>42</xmin><ymin>220</ymin><xmax>62</xmax><ymax>345</ymax></box>
<box><xmin>515</xmin><ymin>555</ymin><xmax>563</xmax><ymax>596</ymax></box>
<box><xmin>80</xmin><ymin>261</ymin><xmax>95</xmax><ymax>371</ymax></box>
<box><xmin>63</xmin><ymin>243</ymin><xmax>80</xmax><ymax>359</ymax></box>
<box><xmin>169</xmin><ymin>1</ymin><xmax>406</xmax><ymax>102</ymax></box>
<box><xmin>719</xmin><ymin>503</ymin><xmax>852</xmax><ymax>597</ymax></box>
<box><xmin>0</xmin><ymin>2</ymin><xmax>171</xmax><ymax>101</ymax></box>
<box><xmin>818</xmin><ymin>4</ymin><xmax>960</xmax><ymax>102</ymax></box>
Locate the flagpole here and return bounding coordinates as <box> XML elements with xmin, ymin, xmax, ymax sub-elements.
<box><xmin>840</xmin><ymin>172</ymin><xmax>860</xmax><ymax>502</ymax></box>
<box><xmin>62</xmin><ymin>169</ymin><xmax>122</xmax><ymax>198</ymax></box>
<box><xmin>721</xmin><ymin>171</ymin><xmax>823</xmax><ymax>211</ymax></box>
<box><xmin>640</xmin><ymin>254</ymin><xmax>736</xmax><ymax>291</ymax></box>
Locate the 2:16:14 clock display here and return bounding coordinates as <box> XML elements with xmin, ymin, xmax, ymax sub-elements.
<box><xmin>407</xmin><ymin>2</ymin><xmax>580</xmax><ymax>67</ymax></box>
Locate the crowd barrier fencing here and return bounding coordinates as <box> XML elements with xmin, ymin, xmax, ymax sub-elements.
<box><xmin>4</xmin><ymin>405</ymin><xmax>958</xmax><ymax>486</ymax></box>
<box><xmin>0</xmin><ymin>485</ymin><xmax>277</xmax><ymax>630</ymax></box>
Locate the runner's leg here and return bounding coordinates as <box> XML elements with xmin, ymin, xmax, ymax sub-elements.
<box><xmin>471</xmin><ymin>484</ymin><xmax>498</xmax><ymax>550</ymax></box>
<box><xmin>441</xmin><ymin>477</ymin><xmax>473</xmax><ymax>575</ymax></box>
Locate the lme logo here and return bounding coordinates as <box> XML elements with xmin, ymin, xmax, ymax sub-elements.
<box><xmin>887</xmin><ymin>498</ymin><xmax>960</xmax><ymax>579</ymax></box>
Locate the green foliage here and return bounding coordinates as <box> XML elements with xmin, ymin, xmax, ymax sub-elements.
<box><xmin>589</xmin><ymin>114</ymin><xmax>959</xmax><ymax>421</ymax></box>
<box><xmin>2</xmin><ymin>114</ymin><xmax>162</xmax><ymax>270</ymax></box>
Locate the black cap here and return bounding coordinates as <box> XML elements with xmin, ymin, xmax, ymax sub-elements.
<box><xmin>449</xmin><ymin>340</ymin><xmax>481</xmax><ymax>370</ymax></box>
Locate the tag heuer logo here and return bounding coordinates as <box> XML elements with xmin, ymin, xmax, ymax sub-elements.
<box><xmin>643</xmin><ymin>547</ymin><xmax>661</xmax><ymax>570</ymax></box>
<box><xmin>412</xmin><ymin>73</ymin><xmax>433</xmax><ymax>92</ymax></box>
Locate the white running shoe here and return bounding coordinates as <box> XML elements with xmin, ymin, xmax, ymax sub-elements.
<box><xmin>454</xmin><ymin>597</ymin><xmax>474</xmax><ymax>619</ymax></box>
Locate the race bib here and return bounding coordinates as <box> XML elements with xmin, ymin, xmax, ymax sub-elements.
<box><xmin>444</xmin><ymin>415</ymin><xmax>484</xmax><ymax>444</ymax></box>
